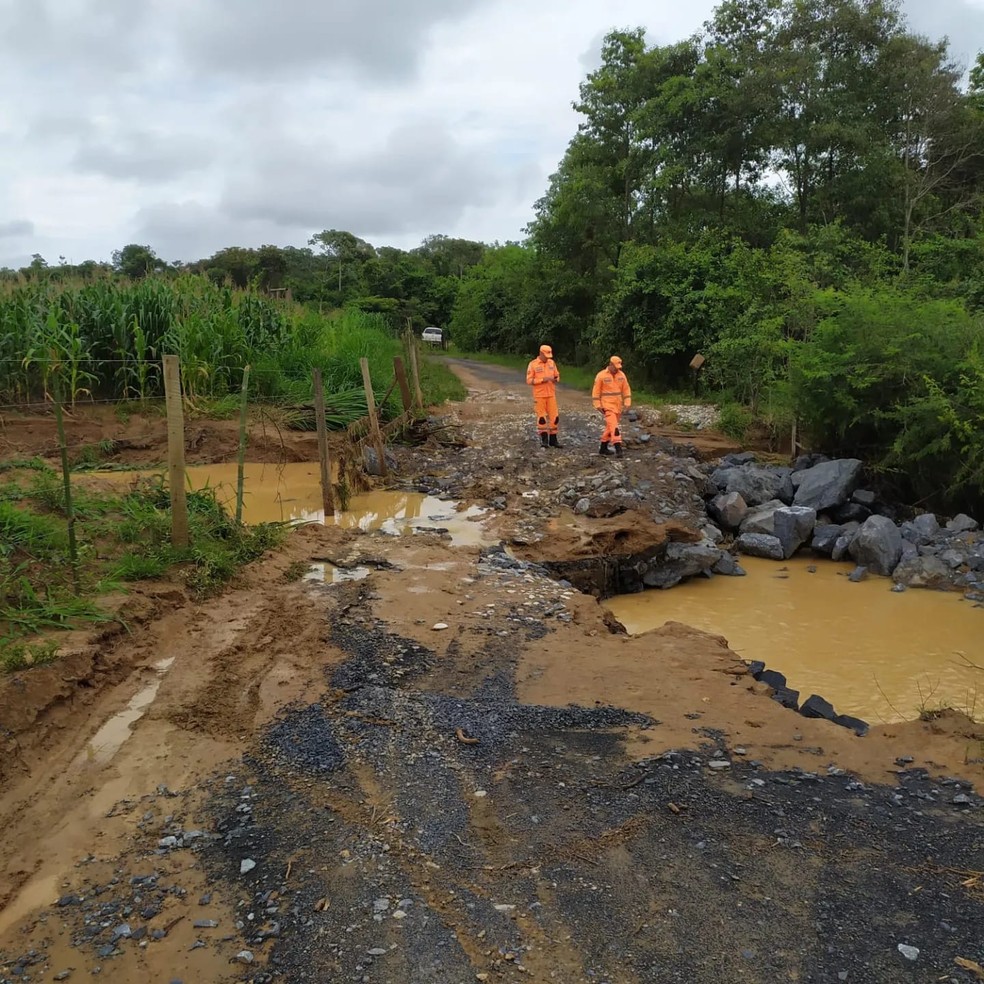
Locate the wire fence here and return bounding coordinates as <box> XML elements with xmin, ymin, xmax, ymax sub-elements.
<box><xmin>2</xmin><ymin>345</ymin><xmax>427</xmax><ymax>551</ymax></box>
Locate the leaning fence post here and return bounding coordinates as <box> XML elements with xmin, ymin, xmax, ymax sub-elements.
<box><xmin>162</xmin><ymin>355</ymin><xmax>189</xmax><ymax>548</ymax></box>
<box><xmin>235</xmin><ymin>365</ymin><xmax>250</xmax><ymax>524</ymax></box>
<box><xmin>393</xmin><ymin>356</ymin><xmax>414</xmax><ymax>415</ymax></box>
<box><xmin>52</xmin><ymin>375</ymin><xmax>81</xmax><ymax>596</ymax></box>
<box><xmin>359</xmin><ymin>357</ymin><xmax>388</xmax><ymax>478</ymax></box>
<box><xmin>312</xmin><ymin>369</ymin><xmax>335</xmax><ymax>518</ymax></box>
<box><xmin>406</xmin><ymin>334</ymin><xmax>424</xmax><ymax>412</ymax></box>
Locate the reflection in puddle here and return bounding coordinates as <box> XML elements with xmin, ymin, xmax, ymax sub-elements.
<box><xmin>79</xmin><ymin>657</ymin><xmax>175</xmax><ymax>767</ymax></box>
<box><xmin>94</xmin><ymin>463</ymin><xmax>489</xmax><ymax>546</ymax></box>
<box><xmin>0</xmin><ymin>873</ymin><xmax>59</xmax><ymax>936</ymax></box>
<box><xmin>304</xmin><ymin>563</ymin><xmax>372</xmax><ymax>584</ymax></box>
<box><xmin>606</xmin><ymin>557</ymin><xmax>983</xmax><ymax>724</ymax></box>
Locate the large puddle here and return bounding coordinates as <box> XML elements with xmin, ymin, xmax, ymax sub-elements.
<box><xmin>94</xmin><ymin>462</ymin><xmax>488</xmax><ymax>546</ymax></box>
<box><xmin>606</xmin><ymin>556</ymin><xmax>983</xmax><ymax>724</ymax></box>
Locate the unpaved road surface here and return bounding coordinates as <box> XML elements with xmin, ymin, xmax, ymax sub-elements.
<box><xmin>1</xmin><ymin>361</ymin><xmax>982</xmax><ymax>984</ymax></box>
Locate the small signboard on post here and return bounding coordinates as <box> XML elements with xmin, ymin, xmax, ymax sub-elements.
<box><xmin>689</xmin><ymin>353</ymin><xmax>706</xmax><ymax>398</ymax></box>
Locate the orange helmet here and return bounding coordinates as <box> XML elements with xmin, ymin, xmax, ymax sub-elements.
<box><xmin>609</xmin><ymin>355</ymin><xmax>623</xmax><ymax>369</ymax></box>
<box><xmin>539</xmin><ymin>345</ymin><xmax>553</xmax><ymax>359</ymax></box>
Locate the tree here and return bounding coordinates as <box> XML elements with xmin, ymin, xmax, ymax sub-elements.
<box><xmin>413</xmin><ymin>235</ymin><xmax>486</xmax><ymax>278</ymax></box>
<box><xmin>112</xmin><ymin>243</ymin><xmax>160</xmax><ymax>279</ymax></box>
<box><xmin>882</xmin><ymin>37</ymin><xmax>984</xmax><ymax>268</ymax></box>
<box><xmin>308</xmin><ymin>230</ymin><xmax>376</xmax><ymax>310</ymax></box>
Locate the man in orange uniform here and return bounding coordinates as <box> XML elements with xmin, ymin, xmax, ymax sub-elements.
<box><xmin>592</xmin><ymin>355</ymin><xmax>631</xmax><ymax>457</ymax></box>
<box><xmin>526</xmin><ymin>344</ymin><xmax>562</xmax><ymax>448</ymax></box>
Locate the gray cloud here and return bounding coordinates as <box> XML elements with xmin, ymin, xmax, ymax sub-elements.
<box><xmin>130</xmin><ymin>201</ymin><xmax>296</xmax><ymax>262</ymax></box>
<box><xmin>0</xmin><ymin>220</ymin><xmax>34</xmax><ymax>238</ymax></box>
<box><xmin>172</xmin><ymin>0</ymin><xmax>489</xmax><ymax>81</ymax></box>
<box><xmin>2</xmin><ymin>0</ymin><xmax>148</xmax><ymax>80</ymax></box>
<box><xmin>901</xmin><ymin>0</ymin><xmax>984</xmax><ymax>70</ymax></box>
<box><xmin>220</xmin><ymin>123</ymin><xmax>507</xmax><ymax>236</ymax></box>
<box><xmin>74</xmin><ymin>132</ymin><xmax>213</xmax><ymax>182</ymax></box>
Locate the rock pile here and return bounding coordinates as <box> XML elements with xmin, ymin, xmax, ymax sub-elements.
<box><xmin>702</xmin><ymin>453</ymin><xmax>984</xmax><ymax>597</ymax></box>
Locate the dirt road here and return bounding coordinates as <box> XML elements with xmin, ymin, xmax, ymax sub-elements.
<box><xmin>1</xmin><ymin>364</ymin><xmax>982</xmax><ymax>983</ymax></box>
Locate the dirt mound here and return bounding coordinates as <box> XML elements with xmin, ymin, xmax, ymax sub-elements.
<box><xmin>0</xmin><ymin>406</ymin><xmax>320</xmax><ymax>467</ymax></box>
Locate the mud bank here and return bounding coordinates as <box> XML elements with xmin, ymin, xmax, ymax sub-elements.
<box><xmin>511</xmin><ymin>513</ymin><xmax>700</xmax><ymax>597</ymax></box>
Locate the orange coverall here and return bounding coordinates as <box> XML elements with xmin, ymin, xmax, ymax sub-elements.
<box><xmin>526</xmin><ymin>356</ymin><xmax>560</xmax><ymax>435</ymax></box>
<box><xmin>592</xmin><ymin>367</ymin><xmax>632</xmax><ymax>445</ymax></box>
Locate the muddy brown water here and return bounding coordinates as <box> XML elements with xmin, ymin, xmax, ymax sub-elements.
<box><xmin>606</xmin><ymin>555</ymin><xmax>983</xmax><ymax>724</ymax></box>
<box><xmin>94</xmin><ymin>462</ymin><xmax>489</xmax><ymax>545</ymax></box>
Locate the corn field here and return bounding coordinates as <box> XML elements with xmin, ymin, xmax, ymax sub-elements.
<box><xmin>0</xmin><ymin>276</ymin><xmax>404</xmax><ymax>416</ymax></box>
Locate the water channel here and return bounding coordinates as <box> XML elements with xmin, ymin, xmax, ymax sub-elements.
<box><xmin>606</xmin><ymin>556</ymin><xmax>983</xmax><ymax>724</ymax></box>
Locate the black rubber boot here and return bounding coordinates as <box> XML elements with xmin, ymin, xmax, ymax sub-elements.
<box><xmin>548</xmin><ymin>434</ymin><xmax>562</xmax><ymax>448</ymax></box>
<box><xmin>540</xmin><ymin>433</ymin><xmax>549</xmax><ymax>448</ymax></box>
<box><xmin>599</xmin><ymin>442</ymin><xmax>613</xmax><ymax>456</ymax></box>
<box><xmin>614</xmin><ymin>443</ymin><xmax>623</xmax><ymax>458</ymax></box>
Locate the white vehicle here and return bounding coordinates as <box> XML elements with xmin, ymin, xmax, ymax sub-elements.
<box><xmin>421</xmin><ymin>326</ymin><xmax>444</xmax><ymax>347</ymax></box>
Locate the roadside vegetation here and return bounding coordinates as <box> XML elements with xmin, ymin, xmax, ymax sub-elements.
<box><xmin>0</xmin><ymin>465</ymin><xmax>285</xmax><ymax>671</ymax></box>
<box><xmin>0</xmin><ymin>277</ymin><xmax>462</xmax><ymax>423</ymax></box>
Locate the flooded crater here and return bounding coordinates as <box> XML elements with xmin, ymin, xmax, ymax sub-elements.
<box><xmin>97</xmin><ymin>462</ymin><xmax>490</xmax><ymax>546</ymax></box>
<box><xmin>605</xmin><ymin>556</ymin><xmax>983</xmax><ymax>724</ymax></box>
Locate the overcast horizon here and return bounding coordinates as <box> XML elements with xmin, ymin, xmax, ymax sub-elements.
<box><xmin>2</xmin><ymin>0</ymin><xmax>984</xmax><ymax>270</ymax></box>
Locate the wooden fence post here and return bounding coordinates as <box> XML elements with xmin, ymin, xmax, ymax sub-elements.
<box><xmin>406</xmin><ymin>335</ymin><xmax>424</xmax><ymax>412</ymax></box>
<box><xmin>162</xmin><ymin>355</ymin><xmax>189</xmax><ymax>548</ymax></box>
<box><xmin>393</xmin><ymin>356</ymin><xmax>413</xmax><ymax>415</ymax></box>
<box><xmin>235</xmin><ymin>365</ymin><xmax>250</xmax><ymax>524</ymax></box>
<box><xmin>312</xmin><ymin>369</ymin><xmax>335</xmax><ymax>517</ymax></box>
<box><xmin>359</xmin><ymin>357</ymin><xmax>388</xmax><ymax>478</ymax></box>
<box><xmin>52</xmin><ymin>377</ymin><xmax>81</xmax><ymax>596</ymax></box>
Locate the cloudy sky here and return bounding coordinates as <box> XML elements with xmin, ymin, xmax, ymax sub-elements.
<box><xmin>2</xmin><ymin>0</ymin><xmax>983</xmax><ymax>268</ymax></box>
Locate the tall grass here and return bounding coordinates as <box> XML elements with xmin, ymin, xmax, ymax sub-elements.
<box><xmin>0</xmin><ymin>277</ymin><xmax>408</xmax><ymax>421</ymax></box>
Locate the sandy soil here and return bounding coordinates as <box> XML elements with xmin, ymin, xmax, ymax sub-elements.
<box><xmin>0</xmin><ymin>362</ymin><xmax>982</xmax><ymax>983</ymax></box>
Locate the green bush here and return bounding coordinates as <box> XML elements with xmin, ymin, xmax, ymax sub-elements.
<box><xmin>791</xmin><ymin>286</ymin><xmax>984</xmax><ymax>509</ymax></box>
<box><xmin>718</xmin><ymin>403</ymin><xmax>754</xmax><ymax>440</ymax></box>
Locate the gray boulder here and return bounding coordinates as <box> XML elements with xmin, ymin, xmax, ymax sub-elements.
<box><xmin>939</xmin><ymin>548</ymin><xmax>966</xmax><ymax>570</ymax></box>
<box><xmin>712</xmin><ymin>465</ymin><xmax>793</xmax><ymax>507</ymax></box>
<box><xmin>903</xmin><ymin>513</ymin><xmax>940</xmax><ymax>545</ymax></box>
<box><xmin>362</xmin><ymin>446</ymin><xmax>397</xmax><ymax>477</ymax></box>
<box><xmin>773</xmin><ymin>506</ymin><xmax>817</xmax><ymax>559</ymax></box>
<box><xmin>712</xmin><ymin>553</ymin><xmax>746</xmax><ymax>576</ymax></box>
<box><xmin>849</xmin><ymin>515</ymin><xmax>903</xmax><ymax>576</ymax></box>
<box><xmin>831</xmin><ymin>502</ymin><xmax>871</xmax><ymax>525</ymax></box>
<box><xmin>642</xmin><ymin>542</ymin><xmax>724</xmax><ymax>589</ymax></box>
<box><xmin>793</xmin><ymin>459</ymin><xmax>863</xmax><ymax>512</ymax></box>
<box><xmin>892</xmin><ymin>555</ymin><xmax>954</xmax><ymax>590</ymax></box>
<box><xmin>831</xmin><ymin>522</ymin><xmax>861</xmax><ymax>562</ymax></box>
<box><xmin>852</xmin><ymin>489</ymin><xmax>877</xmax><ymax>507</ymax></box>
<box><xmin>708</xmin><ymin>491</ymin><xmax>748</xmax><ymax>531</ymax></box>
<box><xmin>792</xmin><ymin>452</ymin><xmax>830</xmax><ymax>473</ymax></box>
<box><xmin>810</xmin><ymin>524</ymin><xmax>843</xmax><ymax>557</ymax></box>
<box><xmin>946</xmin><ymin>513</ymin><xmax>980</xmax><ymax>533</ymax></box>
<box><xmin>721</xmin><ymin>451</ymin><xmax>757</xmax><ymax>467</ymax></box>
<box><xmin>800</xmin><ymin>695</ymin><xmax>836</xmax><ymax>721</ymax></box>
<box><xmin>739</xmin><ymin>499</ymin><xmax>785</xmax><ymax>536</ymax></box>
<box><xmin>736</xmin><ymin>533</ymin><xmax>785</xmax><ymax>561</ymax></box>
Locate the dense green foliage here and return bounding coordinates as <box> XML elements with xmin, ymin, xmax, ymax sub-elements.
<box><xmin>0</xmin><ymin>276</ymin><xmax>455</xmax><ymax>422</ymax></box>
<box><xmin>451</xmin><ymin>1</ymin><xmax>984</xmax><ymax>511</ymax></box>
<box><xmin>2</xmin><ymin>234</ymin><xmax>488</xmax><ymax>336</ymax></box>
<box><xmin>1</xmin><ymin>467</ymin><xmax>286</xmax><ymax>662</ymax></box>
